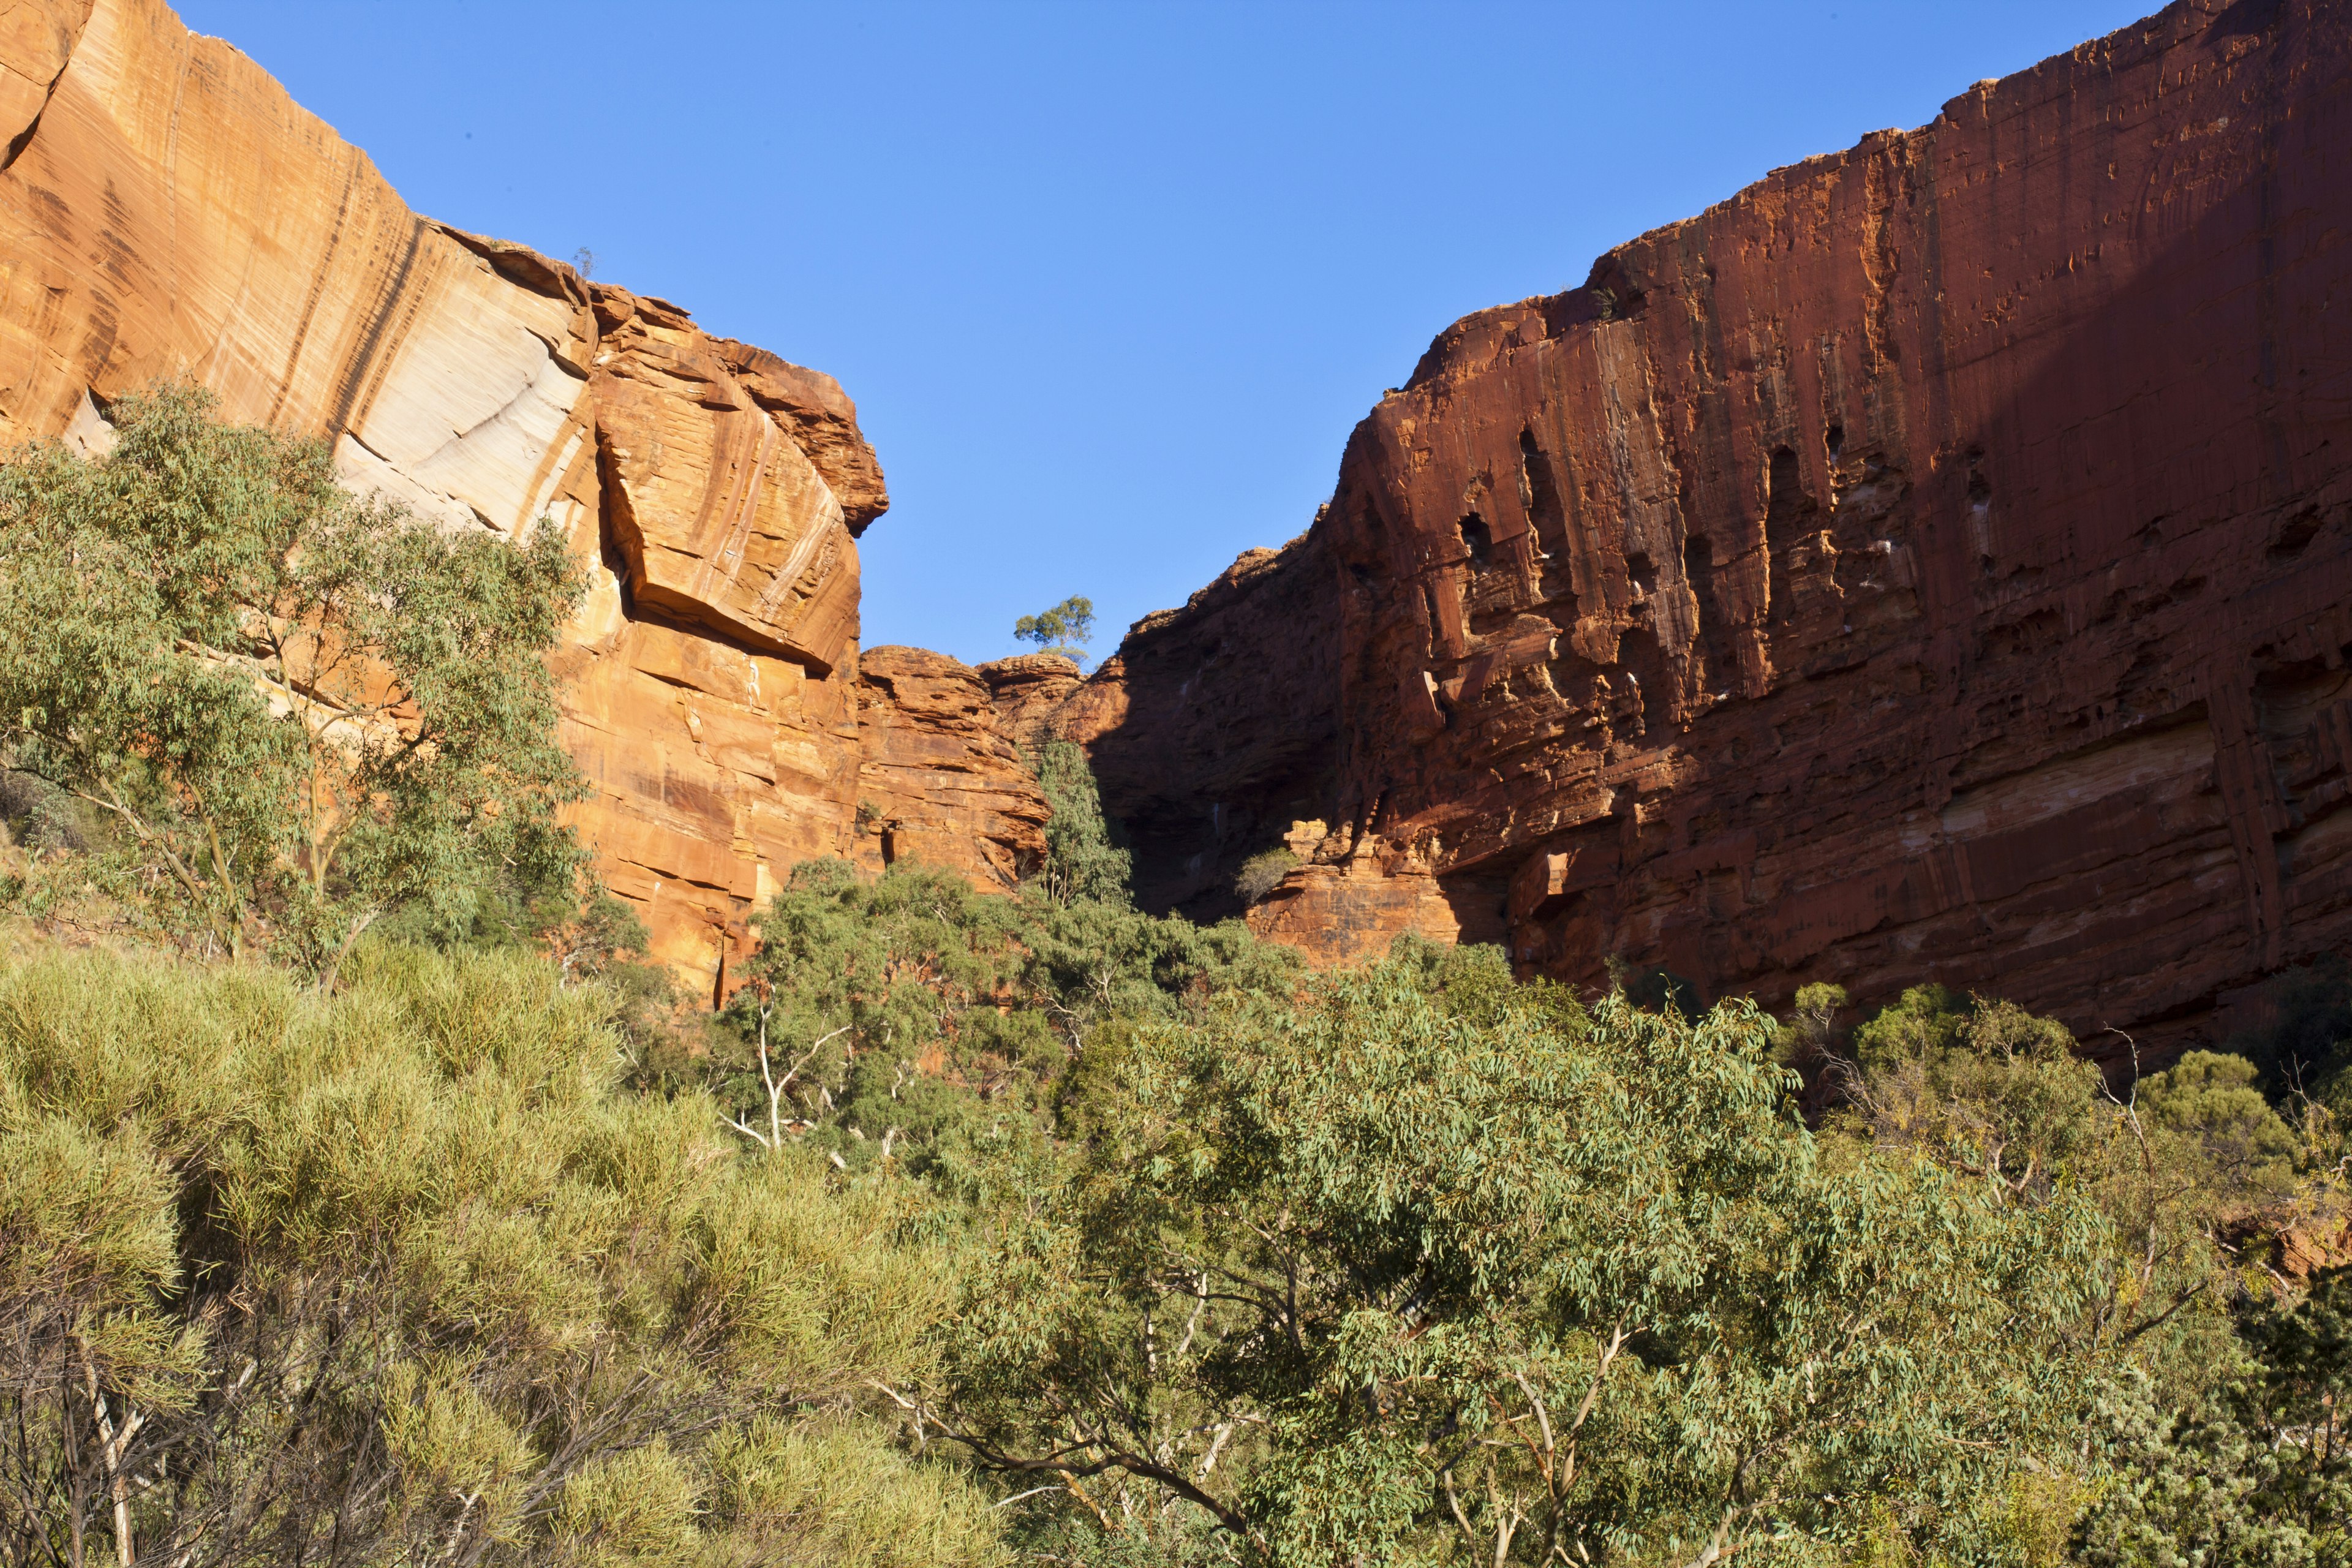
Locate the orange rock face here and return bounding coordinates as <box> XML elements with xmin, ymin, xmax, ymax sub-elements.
<box><xmin>1244</xmin><ymin>859</ymin><xmax>1469</xmax><ymax>968</ymax></box>
<box><xmin>853</xmin><ymin>647</ymin><xmax>1050</xmax><ymax>888</ymax></box>
<box><xmin>587</xmin><ymin>282</ymin><xmax>862</xmax><ymax>673</ymax></box>
<box><xmin>1060</xmin><ymin>0</ymin><xmax>2352</xmax><ymax>1052</ymax></box>
<box><xmin>0</xmin><ymin>0</ymin><xmax>1019</xmax><ymax>995</ymax></box>
<box><xmin>976</xmin><ymin>654</ymin><xmax>1085</xmax><ymax>750</ymax></box>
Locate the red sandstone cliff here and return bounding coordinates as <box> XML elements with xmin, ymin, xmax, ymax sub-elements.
<box><xmin>0</xmin><ymin>0</ymin><xmax>1041</xmax><ymax>994</ymax></box>
<box><xmin>12</xmin><ymin>0</ymin><xmax>2347</xmax><ymax>1047</ymax></box>
<box><xmin>855</xmin><ymin>647</ymin><xmax>1049</xmax><ymax>887</ymax></box>
<box><xmin>1051</xmin><ymin>0</ymin><xmax>2352</xmax><ymax>1050</ymax></box>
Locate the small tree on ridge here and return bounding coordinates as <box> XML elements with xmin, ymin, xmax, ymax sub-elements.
<box><xmin>1012</xmin><ymin>595</ymin><xmax>1095</xmax><ymax>667</ymax></box>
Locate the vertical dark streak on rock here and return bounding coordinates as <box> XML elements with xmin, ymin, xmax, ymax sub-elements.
<box><xmin>323</xmin><ymin>213</ymin><xmax>424</xmax><ymax>438</ymax></box>
<box><xmin>269</xmin><ymin>152</ymin><xmax>360</xmax><ymax>426</ymax></box>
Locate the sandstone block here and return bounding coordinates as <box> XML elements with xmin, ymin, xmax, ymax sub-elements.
<box><xmin>854</xmin><ymin>646</ymin><xmax>1050</xmax><ymax>891</ymax></box>
<box><xmin>978</xmin><ymin>653</ymin><xmax>1084</xmax><ymax>749</ymax></box>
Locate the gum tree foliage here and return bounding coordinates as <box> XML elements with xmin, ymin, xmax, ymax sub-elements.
<box><xmin>1828</xmin><ymin>986</ymin><xmax>2305</xmax><ymax>1377</ymax></box>
<box><xmin>1821</xmin><ymin>982</ymin><xmax>2352</xmax><ymax>1561</ymax></box>
<box><xmin>0</xmin><ymin>941</ymin><xmax>1006</xmax><ymax>1568</ymax></box>
<box><xmin>1834</xmin><ymin>984</ymin><xmax>2113</xmax><ymax>1204</ymax></box>
<box><xmin>711</xmin><ymin>860</ymin><xmax>1296</xmax><ymax>1173</ymax></box>
<box><xmin>2075</xmin><ymin>1265</ymin><xmax>2352</xmax><ymax>1568</ymax></box>
<box><xmin>0</xmin><ymin>385</ymin><xmax>586</xmax><ymax>969</ymax></box>
<box><xmin>1030</xmin><ymin>739</ymin><xmax>1133</xmax><ymax>907</ymax></box>
<box><xmin>916</xmin><ymin>944</ymin><xmax>2111</xmax><ymax>1566</ymax></box>
<box><xmin>1012</xmin><ymin>595</ymin><xmax>1095</xmax><ymax>667</ymax></box>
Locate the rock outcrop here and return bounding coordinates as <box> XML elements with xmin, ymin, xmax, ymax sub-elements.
<box><xmin>0</xmin><ymin>0</ymin><xmax>1021</xmax><ymax>996</ymax></box>
<box><xmin>976</xmin><ymin>654</ymin><xmax>1085</xmax><ymax>750</ymax></box>
<box><xmin>1055</xmin><ymin>0</ymin><xmax>2352</xmax><ymax>1054</ymax></box>
<box><xmin>854</xmin><ymin>647</ymin><xmax>1050</xmax><ymax>888</ymax></box>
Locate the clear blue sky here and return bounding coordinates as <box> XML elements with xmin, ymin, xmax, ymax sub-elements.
<box><xmin>179</xmin><ymin>1</ymin><xmax>2155</xmax><ymax>668</ymax></box>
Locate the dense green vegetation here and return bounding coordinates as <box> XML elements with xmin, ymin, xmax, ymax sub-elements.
<box><xmin>0</xmin><ymin>385</ymin><xmax>586</xmax><ymax>973</ymax></box>
<box><xmin>2</xmin><ymin>396</ymin><xmax>2348</xmax><ymax>1565</ymax></box>
<box><xmin>0</xmin><ymin>944</ymin><xmax>1000</xmax><ymax>1568</ymax></box>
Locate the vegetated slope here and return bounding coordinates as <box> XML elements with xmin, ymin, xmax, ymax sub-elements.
<box><xmin>0</xmin><ymin>0</ymin><xmax>1046</xmax><ymax>1002</ymax></box>
<box><xmin>1050</xmin><ymin>0</ymin><xmax>2352</xmax><ymax>1058</ymax></box>
<box><xmin>4</xmin><ymin>632</ymin><xmax>2347</xmax><ymax>1561</ymax></box>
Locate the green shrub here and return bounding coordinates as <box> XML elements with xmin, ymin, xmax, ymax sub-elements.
<box><xmin>2075</xmin><ymin>1264</ymin><xmax>2352</xmax><ymax>1566</ymax></box>
<box><xmin>0</xmin><ymin>383</ymin><xmax>587</xmax><ymax>971</ymax></box>
<box><xmin>0</xmin><ymin>941</ymin><xmax>1006</xmax><ymax>1568</ymax></box>
<box><xmin>712</xmin><ymin>859</ymin><xmax>1296</xmax><ymax>1174</ymax></box>
<box><xmin>1233</xmin><ymin>845</ymin><xmax>1298</xmax><ymax>904</ymax></box>
<box><xmin>1028</xmin><ymin>739</ymin><xmax>1132</xmax><ymax>905</ymax></box>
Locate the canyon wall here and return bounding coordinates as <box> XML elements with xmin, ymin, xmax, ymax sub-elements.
<box><xmin>9</xmin><ymin>0</ymin><xmax>2348</xmax><ymax>1048</ymax></box>
<box><xmin>1051</xmin><ymin>535</ymin><xmax>1347</xmax><ymax>917</ymax></box>
<box><xmin>1058</xmin><ymin>0</ymin><xmax>2352</xmax><ymax>1049</ymax></box>
<box><xmin>0</xmin><ymin>0</ymin><xmax>1042</xmax><ymax>995</ymax></box>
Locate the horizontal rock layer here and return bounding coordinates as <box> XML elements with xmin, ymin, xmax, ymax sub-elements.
<box><xmin>1055</xmin><ymin>0</ymin><xmax>2352</xmax><ymax>1053</ymax></box>
<box><xmin>0</xmin><ymin>0</ymin><xmax>1022</xmax><ymax>995</ymax></box>
<box><xmin>854</xmin><ymin>647</ymin><xmax>1049</xmax><ymax>888</ymax></box>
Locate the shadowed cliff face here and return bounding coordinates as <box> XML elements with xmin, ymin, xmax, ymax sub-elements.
<box><xmin>1050</xmin><ymin>538</ymin><xmax>1347</xmax><ymax>920</ymax></box>
<box><xmin>1056</xmin><ymin>0</ymin><xmax>2352</xmax><ymax>1055</ymax></box>
<box><xmin>0</xmin><ymin>0</ymin><xmax>1040</xmax><ymax>997</ymax></box>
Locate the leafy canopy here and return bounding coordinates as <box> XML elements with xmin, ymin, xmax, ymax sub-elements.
<box><xmin>1012</xmin><ymin>595</ymin><xmax>1096</xmax><ymax>666</ymax></box>
<box><xmin>0</xmin><ymin>383</ymin><xmax>586</xmax><ymax>969</ymax></box>
<box><xmin>2075</xmin><ymin>1264</ymin><xmax>2352</xmax><ymax>1567</ymax></box>
<box><xmin>706</xmin><ymin>858</ymin><xmax>1296</xmax><ymax>1174</ymax></box>
<box><xmin>1815</xmin><ymin>980</ymin><xmax>2350</xmax><ymax>1565</ymax></box>
<box><xmin>0</xmin><ymin>940</ymin><xmax>1008</xmax><ymax>1568</ymax></box>
<box><xmin>921</xmin><ymin>944</ymin><xmax>2110</xmax><ymax>1566</ymax></box>
<box><xmin>1830</xmin><ymin>984</ymin><xmax>2308</xmax><ymax>1373</ymax></box>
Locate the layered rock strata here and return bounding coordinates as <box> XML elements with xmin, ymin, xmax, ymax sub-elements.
<box><xmin>976</xmin><ymin>654</ymin><xmax>1085</xmax><ymax>750</ymax></box>
<box><xmin>854</xmin><ymin>647</ymin><xmax>1050</xmax><ymax>887</ymax></box>
<box><xmin>0</xmin><ymin>0</ymin><xmax>1027</xmax><ymax>995</ymax></box>
<box><xmin>1055</xmin><ymin>0</ymin><xmax>2352</xmax><ymax>1053</ymax></box>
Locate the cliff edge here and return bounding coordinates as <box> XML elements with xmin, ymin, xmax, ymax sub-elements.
<box><xmin>0</xmin><ymin>0</ymin><xmax>1042</xmax><ymax>995</ymax></box>
<box><xmin>1049</xmin><ymin>0</ymin><xmax>2352</xmax><ymax>1055</ymax></box>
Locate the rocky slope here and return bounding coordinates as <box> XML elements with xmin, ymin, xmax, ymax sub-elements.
<box><xmin>1047</xmin><ymin>0</ymin><xmax>2352</xmax><ymax>1050</ymax></box>
<box><xmin>0</xmin><ymin>0</ymin><xmax>1042</xmax><ymax>996</ymax></box>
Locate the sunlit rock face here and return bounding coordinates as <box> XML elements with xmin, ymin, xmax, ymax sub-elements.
<box><xmin>0</xmin><ymin>0</ymin><xmax>1021</xmax><ymax>997</ymax></box>
<box><xmin>854</xmin><ymin>647</ymin><xmax>1050</xmax><ymax>890</ymax></box>
<box><xmin>1050</xmin><ymin>0</ymin><xmax>2352</xmax><ymax>1055</ymax></box>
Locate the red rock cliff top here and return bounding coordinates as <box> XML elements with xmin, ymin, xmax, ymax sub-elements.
<box><xmin>0</xmin><ymin>0</ymin><xmax>1047</xmax><ymax>1001</ymax></box>
<box><xmin>1047</xmin><ymin>0</ymin><xmax>2352</xmax><ymax>1056</ymax></box>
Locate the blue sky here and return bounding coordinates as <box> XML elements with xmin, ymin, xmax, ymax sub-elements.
<box><xmin>179</xmin><ymin>1</ymin><xmax>2156</xmax><ymax>668</ymax></box>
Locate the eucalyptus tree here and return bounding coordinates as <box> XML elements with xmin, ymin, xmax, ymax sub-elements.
<box><xmin>0</xmin><ymin>384</ymin><xmax>584</xmax><ymax>970</ymax></box>
<box><xmin>921</xmin><ymin>945</ymin><xmax>2110</xmax><ymax>1564</ymax></box>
